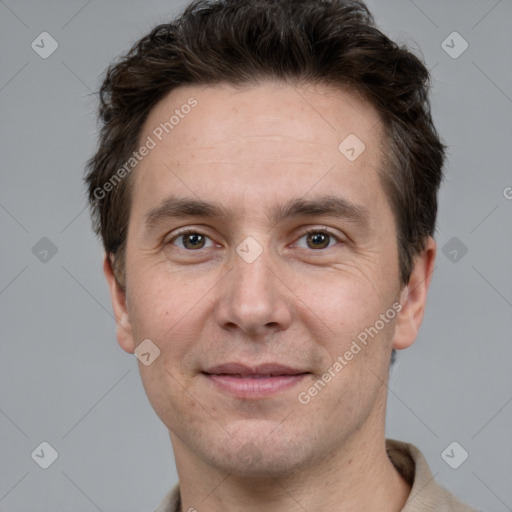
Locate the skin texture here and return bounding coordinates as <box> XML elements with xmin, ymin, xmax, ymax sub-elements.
<box><xmin>104</xmin><ymin>82</ymin><xmax>436</xmax><ymax>511</ymax></box>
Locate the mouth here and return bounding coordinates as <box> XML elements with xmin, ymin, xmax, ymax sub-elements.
<box><xmin>202</xmin><ymin>363</ymin><xmax>311</xmax><ymax>398</ymax></box>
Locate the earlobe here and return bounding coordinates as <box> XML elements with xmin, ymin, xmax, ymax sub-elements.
<box><xmin>103</xmin><ymin>254</ymin><xmax>135</xmax><ymax>354</ymax></box>
<box><xmin>392</xmin><ymin>237</ymin><xmax>436</xmax><ymax>350</ymax></box>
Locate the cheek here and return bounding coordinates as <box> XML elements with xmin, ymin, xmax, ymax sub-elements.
<box><xmin>299</xmin><ymin>271</ymin><xmax>382</xmax><ymax>335</ymax></box>
<box><xmin>126</xmin><ymin>265</ymin><xmax>204</xmax><ymax>355</ymax></box>
<box><xmin>126</xmin><ymin>271</ymin><xmax>205</xmax><ymax>419</ymax></box>
<box><xmin>296</xmin><ymin>267</ymin><xmax>399</xmax><ymax>377</ymax></box>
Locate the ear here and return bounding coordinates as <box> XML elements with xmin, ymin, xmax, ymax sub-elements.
<box><xmin>393</xmin><ymin>237</ymin><xmax>436</xmax><ymax>350</ymax></box>
<box><xmin>103</xmin><ymin>254</ymin><xmax>135</xmax><ymax>354</ymax></box>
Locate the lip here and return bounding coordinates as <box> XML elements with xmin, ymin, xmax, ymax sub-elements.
<box><xmin>204</xmin><ymin>362</ymin><xmax>308</xmax><ymax>376</ymax></box>
<box><xmin>202</xmin><ymin>362</ymin><xmax>310</xmax><ymax>399</ymax></box>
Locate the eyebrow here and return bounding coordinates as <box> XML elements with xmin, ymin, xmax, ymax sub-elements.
<box><xmin>144</xmin><ymin>194</ymin><xmax>369</xmax><ymax>228</ymax></box>
<box><xmin>145</xmin><ymin>196</ymin><xmax>230</xmax><ymax>227</ymax></box>
<box><xmin>269</xmin><ymin>195</ymin><xmax>369</xmax><ymax>226</ymax></box>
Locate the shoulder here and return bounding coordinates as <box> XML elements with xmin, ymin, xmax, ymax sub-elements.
<box><xmin>154</xmin><ymin>482</ymin><xmax>181</xmax><ymax>512</ymax></box>
<box><xmin>386</xmin><ymin>439</ymin><xmax>482</xmax><ymax>512</ymax></box>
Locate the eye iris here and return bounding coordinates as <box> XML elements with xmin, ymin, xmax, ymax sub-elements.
<box><xmin>307</xmin><ymin>232</ymin><xmax>330</xmax><ymax>249</ymax></box>
<box><xmin>183</xmin><ymin>233</ymin><xmax>205</xmax><ymax>249</ymax></box>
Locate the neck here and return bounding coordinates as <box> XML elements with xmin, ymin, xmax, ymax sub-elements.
<box><xmin>171</xmin><ymin>420</ymin><xmax>411</xmax><ymax>512</ymax></box>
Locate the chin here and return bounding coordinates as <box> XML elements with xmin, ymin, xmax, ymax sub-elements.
<box><xmin>204</xmin><ymin>426</ymin><xmax>312</xmax><ymax>478</ymax></box>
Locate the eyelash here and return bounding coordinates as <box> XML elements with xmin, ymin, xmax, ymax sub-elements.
<box><xmin>167</xmin><ymin>227</ymin><xmax>343</xmax><ymax>250</ymax></box>
<box><xmin>168</xmin><ymin>229</ymin><xmax>217</xmax><ymax>250</ymax></box>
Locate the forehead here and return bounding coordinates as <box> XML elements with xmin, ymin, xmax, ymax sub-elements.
<box><xmin>131</xmin><ymin>82</ymin><xmax>387</xmax><ymax>223</ymax></box>
<box><xmin>142</xmin><ymin>81</ymin><xmax>381</xmax><ymax>153</ymax></box>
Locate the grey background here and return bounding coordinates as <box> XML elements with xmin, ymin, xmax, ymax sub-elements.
<box><xmin>1</xmin><ymin>0</ymin><xmax>511</xmax><ymax>510</ymax></box>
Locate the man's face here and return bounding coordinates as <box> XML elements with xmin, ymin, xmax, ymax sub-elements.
<box><xmin>110</xmin><ymin>82</ymin><xmax>418</xmax><ymax>475</ymax></box>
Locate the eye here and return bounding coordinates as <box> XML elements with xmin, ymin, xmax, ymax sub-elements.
<box><xmin>294</xmin><ymin>229</ymin><xmax>341</xmax><ymax>250</ymax></box>
<box><xmin>169</xmin><ymin>230</ymin><xmax>216</xmax><ymax>250</ymax></box>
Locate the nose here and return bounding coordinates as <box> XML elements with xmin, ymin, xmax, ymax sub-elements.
<box><xmin>214</xmin><ymin>244</ymin><xmax>293</xmax><ymax>337</ymax></box>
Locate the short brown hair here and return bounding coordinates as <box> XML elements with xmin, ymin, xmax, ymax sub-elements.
<box><xmin>85</xmin><ymin>0</ymin><xmax>445</xmax><ymax>285</ymax></box>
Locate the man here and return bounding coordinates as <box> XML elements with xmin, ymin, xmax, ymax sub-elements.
<box><xmin>85</xmin><ymin>0</ymin><xmax>479</xmax><ymax>510</ymax></box>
